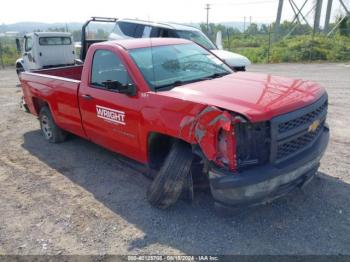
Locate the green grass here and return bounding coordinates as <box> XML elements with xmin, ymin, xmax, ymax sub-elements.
<box><xmin>0</xmin><ymin>37</ymin><xmax>20</xmax><ymax>66</ymax></box>
<box><xmin>226</xmin><ymin>35</ymin><xmax>350</xmax><ymax>63</ymax></box>
<box><xmin>0</xmin><ymin>46</ymin><xmax>18</xmax><ymax>66</ymax></box>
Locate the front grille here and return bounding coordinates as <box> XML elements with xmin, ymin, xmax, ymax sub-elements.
<box><xmin>276</xmin><ymin>122</ymin><xmax>323</xmax><ymax>160</ymax></box>
<box><xmin>271</xmin><ymin>94</ymin><xmax>328</xmax><ymax>164</ymax></box>
<box><xmin>278</xmin><ymin>100</ymin><xmax>327</xmax><ymax>133</ymax></box>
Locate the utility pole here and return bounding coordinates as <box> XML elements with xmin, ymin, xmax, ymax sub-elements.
<box><xmin>274</xmin><ymin>0</ymin><xmax>284</xmax><ymax>40</ymax></box>
<box><xmin>324</xmin><ymin>0</ymin><xmax>333</xmax><ymax>33</ymax></box>
<box><xmin>313</xmin><ymin>0</ymin><xmax>323</xmax><ymax>34</ymax></box>
<box><xmin>249</xmin><ymin>16</ymin><xmax>252</xmax><ymax>26</ymax></box>
<box><xmin>205</xmin><ymin>4</ymin><xmax>211</xmax><ymax>33</ymax></box>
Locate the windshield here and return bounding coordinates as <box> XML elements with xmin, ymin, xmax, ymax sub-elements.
<box><xmin>175</xmin><ymin>30</ymin><xmax>216</xmax><ymax>50</ymax></box>
<box><xmin>129</xmin><ymin>43</ymin><xmax>232</xmax><ymax>90</ymax></box>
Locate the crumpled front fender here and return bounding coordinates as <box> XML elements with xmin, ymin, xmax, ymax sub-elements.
<box><xmin>179</xmin><ymin>106</ymin><xmax>238</xmax><ymax>171</ymax></box>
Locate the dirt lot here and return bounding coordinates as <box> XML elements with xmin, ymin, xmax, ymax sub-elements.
<box><xmin>0</xmin><ymin>63</ymin><xmax>349</xmax><ymax>255</ymax></box>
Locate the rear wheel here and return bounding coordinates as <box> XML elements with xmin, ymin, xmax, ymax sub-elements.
<box><xmin>147</xmin><ymin>140</ymin><xmax>193</xmax><ymax>209</ymax></box>
<box><xmin>39</xmin><ymin>107</ymin><xmax>67</xmax><ymax>143</ymax></box>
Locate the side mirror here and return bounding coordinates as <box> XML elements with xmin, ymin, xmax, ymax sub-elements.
<box><xmin>118</xmin><ymin>83</ymin><xmax>137</xmax><ymax>96</ymax></box>
<box><xmin>15</xmin><ymin>38</ymin><xmax>21</xmax><ymax>53</ymax></box>
<box><xmin>102</xmin><ymin>80</ymin><xmax>136</xmax><ymax>96</ymax></box>
<box><xmin>216</xmin><ymin>30</ymin><xmax>223</xmax><ymax>50</ymax></box>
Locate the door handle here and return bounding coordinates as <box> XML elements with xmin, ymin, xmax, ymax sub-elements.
<box><xmin>81</xmin><ymin>94</ymin><xmax>93</xmax><ymax>100</ymax></box>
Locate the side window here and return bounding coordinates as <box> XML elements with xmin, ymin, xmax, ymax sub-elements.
<box><xmin>25</xmin><ymin>36</ymin><xmax>33</xmax><ymax>52</ymax></box>
<box><xmin>150</xmin><ymin>28</ymin><xmax>177</xmax><ymax>38</ymax></box>
<box><xmin>134</xmin><ymin>25</ymin><xmax>145</xmax><ymax>38</ymax></box>
<box><xmin>118</xmin><ymin>22</ymin><xmax>138</xmax><ymax>37</ymax></box>
<box><xmin>91</xmin><ymin>50</ymin><xmax>131</xmax><ymax>89</ymax></box>
<box><xmin>161</xmin><ymin>29</ymin><xmax>177</xmax><ymax>38</ymax></box>
<box><xmin>150</xmin><ymin>27</ymin><xmax>161</xmax><ymax>37</ymax></box>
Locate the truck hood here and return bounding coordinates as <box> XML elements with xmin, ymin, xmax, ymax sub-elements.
<box><xmin>159</xmin><ymin>72</ymin><xmax>325</xmax><ymax>122</ymax></box>
<box><xmin>211</xmin><ymin>49</ymin><xmax>251</xmax><ymax>68</ymax></box>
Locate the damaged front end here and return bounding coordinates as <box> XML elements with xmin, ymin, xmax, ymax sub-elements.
<box><xmin>179</xmin><ymin>106</ymin><xmax>242</xmax><ymax>172</ymax></box>
<box><xmin>179</xmin><ymin>99</ymin><xmax>329</xmax><ymax>208</ymax></box>
<box><xmin>179</xmin><ymin>105</ymin><xmax>267</xmax><ymax>173</ymax></box>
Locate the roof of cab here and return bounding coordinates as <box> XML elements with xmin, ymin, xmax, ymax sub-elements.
<box><xmin>118</xmin><ymin>18</ymin><xmax>200</xmax><ymax>31</ymax></box>
<box><xmin>100</xmin><ymin>38</ymin><xmax>192</xmax><ymax>50</ymax></box>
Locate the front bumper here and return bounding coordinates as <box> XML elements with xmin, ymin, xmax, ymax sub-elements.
<box><xmin>209</xmin><ymin>125</ymin><xmax>329</xmax><ymax>208</ymax></box>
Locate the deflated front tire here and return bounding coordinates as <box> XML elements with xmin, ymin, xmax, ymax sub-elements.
<box><xmin>147</xmin><ymin>140</ymin><xmax>193</xmax><ymax>209</ymax></box>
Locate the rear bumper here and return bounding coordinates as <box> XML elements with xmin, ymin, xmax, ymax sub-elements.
<box><xmin>209</xmin><ymin>125</ymin><xmax>329</xmax><ymax>208</ymax></box>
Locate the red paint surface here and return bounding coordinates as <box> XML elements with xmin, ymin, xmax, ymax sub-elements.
<box><xmin>20</xmin><ymin>38</ymin><xmax>326</xmax><ymax>169</ymax></box>
<box><xmin>179</xmin><ymin>106</ymin><xmax>236</xmax><ymax>169</ymax></box>
<box><xmin>33</xmin><ymin>65</ymin><xmax>83</xmax><ymax>80</ymax></box>
<box><xmin>161</xmin><ymin>72</ymin><xmax>325</xmax><ymax>122</ymax></box>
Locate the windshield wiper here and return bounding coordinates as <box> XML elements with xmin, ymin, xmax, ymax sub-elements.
<box><xmin>154</xmin><ymin>72</ymin><xmax>230</xmax><ymax>90</ymax></box>
<box><xmin>205</xmin><ymin>72</ymin><xmax>230</xmax><ymax>79</ymax></box>
<box><xmin>155</xmin><ymin>80</ymin><xmax>185</xmax><ymax>89</ymax></box>
<box><xmin>190</xmin><ymin>72</ymin><xmax>230</xmax><ymax>82</ymax></box>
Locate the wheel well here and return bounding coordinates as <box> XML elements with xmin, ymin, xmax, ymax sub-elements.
<box><xmin>32</xmin><ymin>97</ymin><xmax>49</xmax><ymax>115</ymax></box>
<box><xmin>147</xmin><ymin>132</ymin><xmax>175</xmax><ymax>170</ymax></box>
<box><xmin>147</xmin><ymin>132</ymin><xmax>209</xmax><ymax>188</ymax></box>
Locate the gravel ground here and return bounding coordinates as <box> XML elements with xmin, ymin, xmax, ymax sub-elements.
<box><xmin>0</xmin><ymin>63</ymin><xmax>349</xmax><ymax>255</ymax></box>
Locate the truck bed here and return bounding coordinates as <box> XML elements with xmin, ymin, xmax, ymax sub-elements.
<box><xmin>32</xmin><ymin>65</ymin><xmax>83</xmax><ymax>81</ymax></box>
<box><xmin>20</xmin><ymin>65</ymin><xmax>86</xmax><ymax>138</ymax></box>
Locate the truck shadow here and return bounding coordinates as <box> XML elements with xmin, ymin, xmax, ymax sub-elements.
<box><xmin>22</xmin><ymin>130</ymin><xmax>350</xmax><ymax>254</ymax></box>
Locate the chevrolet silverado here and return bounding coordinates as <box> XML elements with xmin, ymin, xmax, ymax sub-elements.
<box><xmin>20</xmin><ymin>38</ymin><xmax>329</xmax><ymax>209</ymax></box>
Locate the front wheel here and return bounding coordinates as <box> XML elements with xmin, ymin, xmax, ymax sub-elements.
<box><xmin>147</xmin><ymin>140</ymin><xmax>193</xmax><ymax>209</ymax></box>
<box><xmin>39</xmin><ymin>107</ymin><xmax>67</xmax><ymax>143</ymax></box>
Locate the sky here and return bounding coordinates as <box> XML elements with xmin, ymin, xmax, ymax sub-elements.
<box><xmin>0</xmin><ymin>0</ymin><xmax>347</xmax><ymax>25</ymax></box>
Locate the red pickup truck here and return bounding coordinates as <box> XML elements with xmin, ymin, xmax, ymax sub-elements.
<box><xmin>20</xmin><ymin>38</ymin><xmax>329</xmax><ymax>209</ymax></box>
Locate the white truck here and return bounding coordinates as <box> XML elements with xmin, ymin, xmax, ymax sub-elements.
<box><xmin>108</xmin><ymin>19</ymin><xmax>251</xmax><ymax>71</ymax></box>
<box><xmin>78</xmin><ymin>17</ymin><xmax>251</xmax><ymax>71</ymax></box>
<box><xmin>15</xmin><ymin>32</ymin><xmax>76</xmax><ymax>75</ymax></box>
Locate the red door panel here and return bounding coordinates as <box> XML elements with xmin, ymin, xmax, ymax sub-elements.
<box><xmin>79</xmin><ymin>87</ymin><xmax>142</xmax><ymax>161</ymax></box>
<box><xmin>78</xmin><ymin>48</ymin><xmax>143</xmax><ymax>162</ymax></box>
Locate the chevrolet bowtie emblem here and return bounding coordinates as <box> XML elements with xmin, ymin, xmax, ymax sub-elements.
<box><xmin>308</xmin><ymin>119</ymin><xmax>320</xmax><ymax>133</ymax></box>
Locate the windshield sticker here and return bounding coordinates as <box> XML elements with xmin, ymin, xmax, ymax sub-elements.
<box><xmin>96</xmin><ymin>105</ymin><xmax>125</xmax><ymax>125</ymax></box>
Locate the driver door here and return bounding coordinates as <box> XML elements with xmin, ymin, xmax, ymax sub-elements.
<box><xmin>79</xmin><ymin>49</ymin><xmax>142</xmax><ymax>161</ymax></box>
